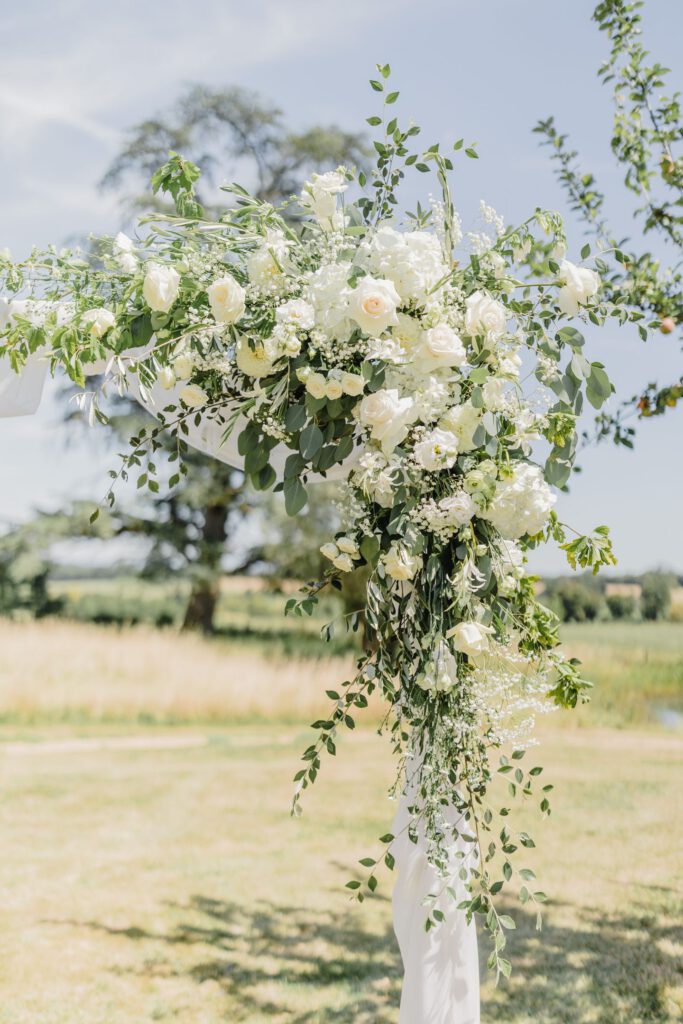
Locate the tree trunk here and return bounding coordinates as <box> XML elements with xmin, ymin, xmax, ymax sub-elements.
<box><xmin>181</xmin><ymin>501</ymin><xmax>229</xmax><ymax>634</ymax></box>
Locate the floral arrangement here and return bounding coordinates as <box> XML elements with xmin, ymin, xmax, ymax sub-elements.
<box><xmin>0</xmin><ymin>66</ymin><xmax>638</xmax><ymax>976</ymax></box>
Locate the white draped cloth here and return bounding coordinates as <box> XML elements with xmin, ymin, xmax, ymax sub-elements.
<box><xmin>0</xmin><ymin>348</ymin><xmax>481</xmax><ymax>1022</ymax></box>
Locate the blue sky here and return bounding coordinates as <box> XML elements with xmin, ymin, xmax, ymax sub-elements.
<box><xmin>1</xmin><ymin>0</ymin><xmax>681</xmax><ymax>573</ymax></box>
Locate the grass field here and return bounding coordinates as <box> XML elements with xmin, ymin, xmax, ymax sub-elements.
<box><xmin>0</xmin><ymin>616</ymin><xmax>681</xmax><ymax>1022</ymax></box>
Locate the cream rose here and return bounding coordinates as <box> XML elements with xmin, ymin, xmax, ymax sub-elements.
<box><xmin>464</xmin><ymin>290</ymin><xmax>507</xmax><ymax>338</ymax></box>
<box><xmin>81</xmin><ymin>307</ymin><xmax>115</xmax><ymax>339</ymax></box>
<box><xmin>325</xmin><ymin>378</ymin><xmax>344</xmax><ymax>401</ymax></box>
<box><xmin>557</xmin><ymin>260</ymin><xmax>601</xmax><ymax>316</ymax></box>
<box><xmin>142</xmin><ymin>263</ymin><xmax>180</xmax><ymax>313</ymax></box>
<box><xmin>173</xmin><ymin>353</ymin><xmax>194</xmax><ymax>380</ymax></box>
<box><xmin>348</xmin><ymin>276</ymin><xmax>400</xmax><ymax>337</ymax></box>
<box><xmin>383</xmin><ymin>544</ymin><xmax>421</xmax><ymax>581</ymax></box>
<box><xmin>207</xmin><ymin>275</ymin><xmax>246</xmax><ymax>324</ymax></box>
<box><xmin>179</xmin><ymin>384</ymin><xmax>208</xmax><ymax>409</ymax></box>
<box><xmin>305</xmin><ymin>372</ymin><xmax>328</xmax><ymax>400</ymax></box>
<box><xmin>341</xmin><ymin>372</ymin><xmax>365</xmax><ymax>397</ymax></box>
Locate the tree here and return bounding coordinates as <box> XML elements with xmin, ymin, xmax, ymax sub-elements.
<box><xmin>84</xmin><ymin>85</ymin><xmax>369</xmax><ymax>633</ymax></box>
<box><xmin>640</xmin><ymin>570</ymin><xmax>674</xmax><ymax>619</ymax></box>
<box><xmin>535</xmin><ymin>0</ymin><xmax>682</xmax><ymax>447</ymax></box>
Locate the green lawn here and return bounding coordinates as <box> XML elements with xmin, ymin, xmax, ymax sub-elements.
<box><xmin>0</xmin><ymin>725</ymin><xmax>681</xmax><ymax>1023</ymax></box>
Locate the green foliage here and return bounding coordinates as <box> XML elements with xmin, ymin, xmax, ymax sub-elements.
<box><xmin>640</xmin><ymin>570</ymin><xmax>674</xmax><ymax>620</ymax></box>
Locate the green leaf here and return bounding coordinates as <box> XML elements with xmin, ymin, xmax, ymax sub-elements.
<box><xmin>283</xmin><ymin>477</ymin><xmax>308</xmax><ymax>516</ymax></box>
<box><xmin>299</xmin><ymin>423</ymin><xmax>323</xmax><ymax>460</ymax></box>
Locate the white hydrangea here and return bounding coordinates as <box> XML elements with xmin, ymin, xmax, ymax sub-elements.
<box><xmin>306</xmin><ymin>261</ymin><xmax>353</xmax><ymax>340</ymax></box>
<box><xmin>275</xmin><ymin>298</ymin><xmax>315</xmax><ymax>330</ymax></box>
<box><xmin>483</xmin><ymin>463</ymin><xmax>556</xmax><ymax>539</ymax></box>
<box><xmin>364</xmin><ymin>226</ymin><xmax>447</xmax><ymax>304</ymax></box>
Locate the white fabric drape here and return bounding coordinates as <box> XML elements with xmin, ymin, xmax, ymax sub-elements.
<box><xmin>0</xmin><ymin>353</ymin><xmax>482</xmax><ymax>1021</ymax></box>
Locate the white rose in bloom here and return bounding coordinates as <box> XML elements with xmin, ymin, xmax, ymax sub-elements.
<box><xmin>326</xmin><ymin>378</ymin><xmax>343</xmax><ymax>401</ymax></box>
<box><xmin>143</xmin><ymin>263</ymin><xmax>181</xmax><ymax>313</ymax></box>
<box><xmin>483</xmin><ymin>462</ymin><xmax>556</xmax><ymax>539</ymax></box>
<box><xmin>449</xmin><ymin>621</ymin><xmax>492</xmax><ymax>660</ymax></box>
<box><xmin>320</xmin><ymin>542</ymin><xmax>339</xmax><ymax>562</ymax></box>
<box><xmin>275</xmin><ymin>299</ymin><xmax>315</xmax><ymax>330</ymax></box>
<box><xmin>301</xmin><ymin>170</ymin><xmax>348</xmax><ymax>224</ymax></box>
<box><xmin>341</xmin><ymin>372</ymin><xmax>364</xmax><ymax>397</ymax></box>
<box><xmin>179</xmin><ymin>384</ymin><xmax>208</xmax><ymax>409</ymax></box>
<box><xmin>305</xmin><ymin>372</ymin><xmax>328</xmax><ymax>400</ymax></box>
<box><xmin>439</xmin><ymin>402</ymin><xmax>482</xmax><ymax>453</ymax></box>
<box><xmin>173</xmin><ymin>354</ymin><xmax>193</xmax><ymax>380</ymax></box>
<box><xmin>157</xmin><ymin>366</ymin><xmax>176</xmax><ymax>390</ymax></box>
<box><xmin>438</xmin><ymin>491</ymin><xmax>476</xmax><ymax>528</ymax></box>
<box><xmin>208</xmin><ymin>275</ymin><xmax>246</xmax><ymax>324</ymax></box>
<box><xmin>557</xmin><ymin>260</ymin><xmax>601</xmax><ymax>316</ymax></box>
<box><xmin>349</xmin><ymin>277</ymin><xmax>400</xmax><ymax>337</ymax></box>
<box><xmin>416</xmin><ymin>324</ymin><xmax>466</xmax><ymax>371</ymax></box>
<box><xmin>358</xmin><ymin>388</ymin><xmax>416</xmax><ymax>453</ymax></box>
<box><xmin>414</xmin><ymin>428</ymin><xmax>459</xmax><ymax>472</ymax></box>
<box><xmin>333</xmin><ymin>553</ymin><xmax>355</xmax><ymax>573</ymax></box>
<box><xmin>383</xmin><ymin>544</ymin><xmax>421</xmax><ymax>581</ymax></box>
<box><xmin>235</xmin><ymin>336</ymin><xmax>275</xmax><ymax>378</ymax></box>
<box><xmin>81</xmin><ymin>307</ymin><xmax>115</xmax><ymax>339</ymax></box>
<box><xmin>113</xmin><ymin>232</ymin><xmax>138</xmax><ymax>274</ymax></box>
<box><xmin>464</xmin><ymin>290</ymin><xmax>507</xmax><ymax>338</ymax></box>
<box><xmin>336</xmin><ymin>536</ymin><xmax>359</xmax><ymax>556</ymax></box>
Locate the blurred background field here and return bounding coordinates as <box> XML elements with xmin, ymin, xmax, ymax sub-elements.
<box><xmin>0</xmin><ymin>603</ymin><xmax>681</xmax><ymax>1023</ymax></box>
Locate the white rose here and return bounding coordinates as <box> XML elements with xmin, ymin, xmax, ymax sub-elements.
<box><xmin>358</xmin><ymin>388</ymin><xmax>416</xmax><ymax>453</ymax></box>
<box><xmin>383</xmin><ymin>545</ymin><xmax>421</xmax><ymax>581</ymax></box>
<box><xmin>348</xmin><ymin>276</ymin><xmax>400</xmax><ymax>337</ymax></box>
<box><xmin>113</xmin><ymin>232</ymin><xmax>138</xmax><ymax>274</ymax></box>
<box><xmin>465</xmin><ymin>290</ymin><xmax>507</xmax><ymax>338</ymax></box>
<box><xmin>332</xmin><ymin>553</ymin><xmax>355</xmax><ymax>573</ymax></box>
<box><xmin>320</xmin><ymin>542</ymin><xmax>339</xmax><ymax>561</ymax></box>
<box><xmin>482</xmin><ymin>462</ymin><xmax>556</xmax><ymax>539</ymax></box>
<box><xmin>275</xmin><ymin>299</ymin><xmax>315</xmax><ymax>330</ymax></box>
<box><xmin>305</xmin><ymin>372</ymin><xmax>328</xmax><ymax>400</ymax></box>
<box><xmin>173</xmin><ymin>354</ymin><xmax>194</xmax><ymax>380</ymax></box>
<box><xmin>557</xmin><ymin>260</ymin><xmax>601</xmax><ymax>316</ymax></box>
<box><xmin>81</xmin><ymin>307</ymin><xmax>115</xmax><ymax>339</ymax></box>
<box><xmin>415</xmin><ymin>323</ymin><xmax>466</xmax><ymax>371</ymax></box>
<box><xmin>438</xmin><ymin>491</ymin><xmax>476</xmax><ymax>528</ymax></box>
<box><xmin>306</xmin><ymin>261</ymin><xmax>353</xmax><ymax>340</ymax></box>
<box><xmin>301</xmin><ymin>170</ymin><xmax>348</xmax><ymax>224</ymax></box>
<box><xmin>336</xmin><ymin>536</ymin><xmax>359</xmax><ymax>556</ymax></box>
<box><xmin>235</xmin><ymin>336</ymin><xmax>275</xmax><ymax>378</ymax></box>
<box><xmin>326</xmin><ymin>378</ymin><xmax>343</xmax><ymax>401</ymax></box>
<box><xmin>208</xmin><ymin>275</ymin><xmax>246</xmax><ymax>324</ymax></box>
<box><xmin>439</xmin><ymin>402</ymin><xmax>482</xmax><ymax>453</ymax></box>
<box><xmin>413</xmin><ymin>428</ymin><xmax>459</xmax><ymax>472</ymax></box>
<box><xmin>341</xmin><ymin>372</ymin><xmax>364</xmax><ymax>397</ymax></box>
<box><xmin>448</xmin><ymin>621</ymin><xmax>492</xmax><ymax>660</ymax></box>
<box><xmin>142</xmin><ymin>263</ymin><xmax>180</xmax><ymax>313</ymax></box>
<box><xmin>482</xmin><ymin>377</ymin><xmax>507</xmax><ymax>412</ymax></box>
<box><xmin>157</xmin><ymin>366</ymin><xmax>176</xmax><ymax>390</ymax></box>
<box><xmin>179</xmin><ymin>384</ymin><xmax>208</xmax><ymax>409</ymax></box>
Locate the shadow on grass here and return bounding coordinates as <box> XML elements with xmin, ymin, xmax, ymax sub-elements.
<box><xmin>50</xmin><ymin>892</ymin><xmax>682</xmax><ymax>1023</ymax></box>
<box><xmin>69</xmin><ymin>895</ymin><xmax>402</xmax><ymax>1023</ymax></box>
<box><xmin>484</xmin><ymin>894</ymin><xmax>683</xmax><ymax>1024</ymax></box>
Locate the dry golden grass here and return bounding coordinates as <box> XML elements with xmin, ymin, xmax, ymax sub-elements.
<box><xmin>0</xmin><ymin>619</ymin><xmax>363</xmax><ymax>726</ymax></box>
<box><xmin>0</xmin><ymin>725</ymin><xmax>680</xmax><ymax>1023</ymax></box>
